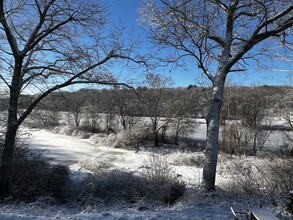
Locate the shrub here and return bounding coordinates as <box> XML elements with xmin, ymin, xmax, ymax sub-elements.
<box><xmin>74</xmin><ymin>155</ymin><xmax>186</xmax><ymax>207</ymax></box>
<box><xmin>94</xmin><ymin>170</ymin><xmax>145</xmax><ymax>204</ymax></box>
<box><xmin>221</xmin><ymin>157</ymin><xmax>293</xmax><ymax>198</ymax></box>
<box><xmin>256</xmin><ymin>158</ymin><xmax>293</xmax><ymax>195</ymax></box>
<box><xmin>48</xmin><ymin>165</ymin><xmax>70</xmax><ymax>201</ymax></box>
<box><xmin>221</xmin><ymin>122</ymin><xmax>249</xmax><ymax>156</ymax></box>
<box><xmin>142</xmin><ymin>154</ymin><xmax>173</xmax><ymax>184</ymax></box>
<box><xmin>170</xmin><ymin>151</ymin><xmax>205</xmax><ymax>167</ymax></box>
<box><xmin>79</xmin><ymin>158</ymin><xmax>113</xmax><ymax>173</ymax></box>
<box><xmin>142</xmin><ymin>154</ymin><xmax>186</xmax><ymax>204</ymax></box>
<box><xmin>113</xmin><ymin>128</ymin><xmax>151</xmax><ymax>150</ymax></box>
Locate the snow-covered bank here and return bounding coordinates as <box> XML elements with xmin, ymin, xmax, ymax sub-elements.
<box><xmin>0</xmin><ymin>203</ymin><xmax>232</xmax><ymax>219</ymax></box>
<box><xmin>1</xmin><ymin>128</ymin><xmax>292</xmax><ymax>219</ymax></box>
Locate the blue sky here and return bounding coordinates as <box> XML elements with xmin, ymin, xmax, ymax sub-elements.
<box><xmin>102</xmin><ymin>0</ymin><xmax>293</xmax><ymax>87</ymax></box>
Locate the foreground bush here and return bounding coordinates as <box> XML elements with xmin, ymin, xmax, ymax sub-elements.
<box><xmin>74</xmin><ymin>155</ymin><xmax>186</xmax><ymax>207</ymax></box>
<box><xmin>220</xmin><ymin>156</ymin><xmax>293</xmax><ymax>197</ymax></box>
<box><xmin>77</xmin><ymin>169</ymin><xmax>186</xmax><ymax>206</ymax></box>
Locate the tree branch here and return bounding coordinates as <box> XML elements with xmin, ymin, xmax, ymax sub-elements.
<box><xmin>0</xmin><ymin>0</ymin><xmax>20</xmax><ymax>56</ymax></box>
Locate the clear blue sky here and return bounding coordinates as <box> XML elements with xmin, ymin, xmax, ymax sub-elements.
<box><xmin>102</xmin><ymin>0</ymin><xmax>293</xmax><ymax>87</ymax></box>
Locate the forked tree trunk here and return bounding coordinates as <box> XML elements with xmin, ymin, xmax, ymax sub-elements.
<box><xmin>202</xmin><ymin>75</ymin><xmax>225</xmax><ymax>191</ymax></box>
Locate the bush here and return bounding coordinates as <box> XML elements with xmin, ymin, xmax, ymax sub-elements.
<box><xmin>48</xmin><ymin>165</ymin><xmax>70</xmax><ymax>201</ymax></box>
<box><xmin>142</xmin><ymin>154</ymin><xmax>173</xmax><ymax>184</ymax></box>
<box><xmin>170</xmin><ymin>152</ymin><xmax>205</xmax><ymax>167</ymax></box>
<box><xmin>79</xmin><ymin>158</ymin><xmax>113</xmax><ymax>173</ymax></box>
<box><xmin>256</xmin><ymin>158</ymin><xmax>293</xmax><ymax>195</ymax></box>
<box><xmin>56</xmin><ymin>126</ymin><xmax>91</xmax><ymax>138</ymax></box>
<box><xmin>221</xmin><ymin>157</ymin><xmax>293</xmax><ymax>197</ymax></box>
<box><xmin>94</xmin><ymin>170</ymin><xmax>145</xmax><ymax>204</ymax></box>
<box><xmin>221</xmin><ymin>122</ymin><xmax>249</xmax><ymax>156</ymax></box>
<box><xmin>113</xmin><ymin>128</ymin><xmax>151</xmax><ymax>150</ymax></box>
<box><xmin>142</xmin><ymin>154</ymin><xmax>186</xmax><ymax>204</ymax></box>
<box><xmin>74</xmin><ymin>155</ymin><xmax>186</xmax><ymax>207</ymax></box>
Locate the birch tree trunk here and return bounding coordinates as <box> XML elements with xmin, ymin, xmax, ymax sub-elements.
<box><xmin>202</xmin><ymin>74</ymin><xmax>225</xmax><ymax>191</ymax></box>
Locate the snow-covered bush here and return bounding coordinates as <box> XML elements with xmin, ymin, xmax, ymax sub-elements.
<box><xmin>220</xmin><ymin>157</ymin><xmax>293</xmax><ymax>198</ymax></box>
<box><xmin>142</xmin><ymin>154</ymin><xmax>186</xmax><ymax>204</ymax></box>
<box><xmin>256</xmin><ymin>158</ymin><xmax>293</xmax><ymax>195</ymax></box>
<box><xmin>55</xmin><ymin>125</ymin><xmax>91</xmax><ymax>138</ymax></box>
<box><xmin>113</xmin><ymin>128</ymin><xmax>151</xmax><ymax>150</ymax></box>
<box><xmin>169</xmin><ymin>151</ymin><xmax>205</xmax><ymax>167</ymax></box>
<box><xmin>73</xmin><ymin>155</ymin><xmax>186</xmax><ymax>207</ymax></box>
<box><xmin>142</xmin><ymin>154</ymin><xmax>173</xmax><ymax>184</ymax></box>
<box><xmin>90</xmin><ymin>169</ymin><xmax>185</xmax><ymax>206</ymax></box>
<box><xmin>93</xmin><ymin>170</ymin><xmax>146</xmax><ymax>204</ymax></box>
<box><xmin>79</xmin><ymin>158</ymin><xmax>113</xmax><ymax>173</ymax></box>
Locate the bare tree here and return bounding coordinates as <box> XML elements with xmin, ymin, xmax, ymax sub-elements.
<box><xmin>140</xmin><ymin>73</ymin><xmax>174</xmax><ymax>146</ymax></box>
<box><xmin>140</xmin><ymin>0</ymin><xmax>293</xmax><ymax>191</ymax></box>
<box><xmin>107</xmin><ymin>87</ymin><xmax>137</xmax><ymax>131</ymax></box>
<box><xmin>62</xmin><ymin>91</ymin><xmax>88</xmax><ymax>127</ymax></box>
<box><xmin>0</xmin><ymin>0</ymin><xmax>145</xmax><ymax>195</ymax></box>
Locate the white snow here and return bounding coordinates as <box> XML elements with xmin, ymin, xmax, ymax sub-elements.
<box><xmin>1</xmin><ymin>123</ymin><xmax>291</xmax><ymax>219</ymax></box>
<box><xmin>29</xmin><ymin>129</ymin><xmax>146</xmax><ymax>171</ymax></box>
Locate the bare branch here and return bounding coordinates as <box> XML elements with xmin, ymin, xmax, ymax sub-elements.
<box><xmin>0</xmin><ymin>0</ymin><xmax>20</xmax><ymax>56</ymax></box>
<box><xmin>0</xmin><ymin>74</ymin><xmax>10</xmax><ymax>88</ymax></box>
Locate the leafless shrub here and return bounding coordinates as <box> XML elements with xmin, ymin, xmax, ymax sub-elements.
<box><xmin>170</xmin><ymin>152</ymin><xmax>205</xmax><ymax>168</ymax></box>
<box><xmin>113</xmin><ymin>128</ymin><xmax>151</xmax><ymax>150</ymax></box>
<box><xmin>255</xmin><ymin>158</ymin><xmax>293</xmax><ymax>195</ymax></box>
<box><xmin>73</xmin><ymin>154</ymin><xmax>185</xmax><ymax>207</ymax></box>
<box><xmin>221</xmin><ymin>122</ymin><xmax>250</xmax><ymax>156</ymax></box>
<box><xmin>72</xmin><ymin>177</ymin><xmax>104</xmax><ymax>210</ymax></box>
<box><xmin>79</xmin><ymin>158</ymin><xmax>113</xmax><ymax>173</ymax></box>
<box><xmin>142</xmin><ymin>155</ymin><xmax>173</xmax><ymax>184</ymax></box>
<box><xmin>222</xmin><ymin>157</ymin><xmax>293</xmax><ymax>198</ymax></box>
<box><xmin>221</xmin><ymin>121</ymin><xmax>272</xmax><ymax>156</ymax></box>
<box><xmin>94</xmin><ymin>170</ymin><xmax>146</xmax><ymax>204</ymax></box>
<box><xmin>48</xmin><ymin>165</ymin><xmax>70</xmax><ymax>202</ymax></box>
<box><xmin>55</xmin><ymin>126</ymin><xmax>91</xmax><ymax>139</ymax></box>
<box><xmin>142</xmin><ymin>154</ymin><xmax>186</xmax><ymax>204</ymax></box>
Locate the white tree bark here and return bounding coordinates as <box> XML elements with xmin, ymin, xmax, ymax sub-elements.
<box><xmin>202</xmin><ymin>74</ymin><xmax>225</xmax><ymax>191</ymax></box>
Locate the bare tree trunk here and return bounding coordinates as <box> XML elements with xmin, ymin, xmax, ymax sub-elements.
<box><xmin>161</xmin><ymin>124</ymin><xmax>168</xmax><ymax>144</ymax></box>
<box><xmin>0</xmin><ymin>82</ymin><xmax>20</xmax><ymax>196</ymax></box>
<box><xmin>174</xmin><ymin>117</ymin><xmax>181</xmax><ymax>145</ymax></box>
<box><xmin>153</xmin><ymin>122</ymin><xmax>159</xmax><ymax>147</ymax></box>
<box><xmin>0</xmin><ymin>123</ymin><xmax>18</xmax><ymax>195</ymax></box>
<box><xmin>202</xmin><ymin>76</ymin><xmax>225</xmax><ymax>191</ymax></box>
<box><xmin>154</xmin><ymin>131</ymin><xmax>159</xmax><ymax>147</ymax></box>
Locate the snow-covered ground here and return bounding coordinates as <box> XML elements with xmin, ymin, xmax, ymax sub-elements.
<box><xmin>0</xmin><ymin>204</ymin><xmax>231</xmax><ymax>219</ymax></box>
<box><xmin>1</xmin><ymin>126</ymin><xmax>292</xmax><ymax>219</ymax></box>
<box><xmin>0</xmin><ymin>128</ymin><xmax>234</xmax><ymax>219</ymax></box>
